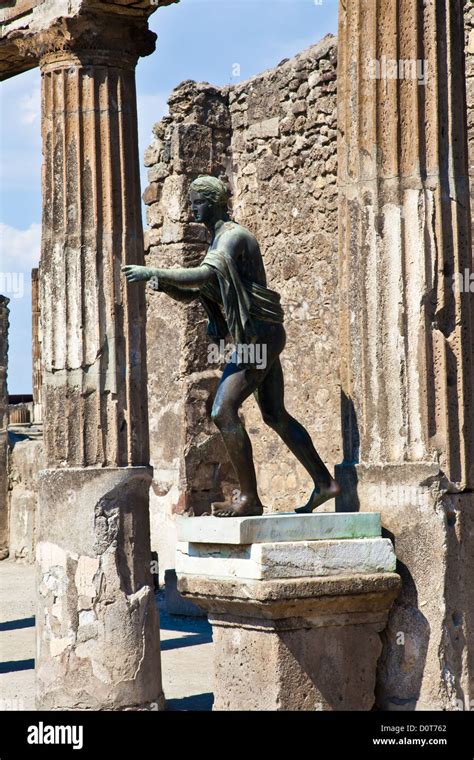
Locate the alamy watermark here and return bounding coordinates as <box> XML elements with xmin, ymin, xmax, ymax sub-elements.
<box><xmin>0</xmin><ymin>272</ymin><xmax>24</xmax><ymax>299</ymax></box>
<box><xmin>455</xmin><ymin>699</ymin><xmax>474</xmax><ymax>711</ymax></box>
<box><xmin>366</xmin><ymin>56</ymin><xmax>428</xmax><ymax>85</ymax></box>
<box><xmin>207</xmin><ymin>339</ymin><xmax>267</xmax><ymax>370</ymax></box>
<box><xmin>27</xmin><ymin>722</ymin><xmax>83</xmax><ymax>750</ymax></box>
<box><xmin>366</xmin><ymin>483</ymin><xmax>427</xmax><ymax>508</ymax></box>
<box><xmin>452</xmin><ymin>269</ymin><xmax>474</xmax><ymax>293</ymax></box>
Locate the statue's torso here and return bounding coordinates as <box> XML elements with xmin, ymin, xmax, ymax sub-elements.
<box><xmin>200</xmin><ymin>220</ymin><xmax>284</xmax><ymax>343</ymax></box>
<box><xmin>207</xmin><ymin>221</ymin><xmax>267</xmax><ymax>287</ymax></box>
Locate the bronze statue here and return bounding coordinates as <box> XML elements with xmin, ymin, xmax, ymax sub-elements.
<box><xmin>122</xmin><ymin>176</ymin><xmax>341</xmax><ymax>517</ymax></box>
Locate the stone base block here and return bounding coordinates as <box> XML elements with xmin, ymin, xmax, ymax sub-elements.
<box><xmin>213</xmin><ymin>619</ymin><xmax>383</xmax><ymax>710</ymax></box>
<box><xmin>178</xmin><ymin>573</ymin><xmax>401</xmax><ymax>711</ymax></box>
<box><xmin>36</xmin><ymin>467</ymin><xmax>165</xmax><ymax>711</ymax></box>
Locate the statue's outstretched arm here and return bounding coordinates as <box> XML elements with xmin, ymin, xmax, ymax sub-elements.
<box><xmin>148</xmin><ymin>277</ymin><xmax>199</xmax><ymax>303</ymax></box>
<box><xmin>122</xmin><ymin>264</ymin><xmax>213</xmax><ymax>289</ymax></box>
<box><xmin>154</xmin><ymin>265</ymin><xmax>213</xmax><ymax>289</ymax></box>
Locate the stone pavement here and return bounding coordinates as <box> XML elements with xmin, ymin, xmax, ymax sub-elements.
<box><xmin>0</xmin><ymin>560</ymin><xmax>213</xmax><ymax>711</ymax></box>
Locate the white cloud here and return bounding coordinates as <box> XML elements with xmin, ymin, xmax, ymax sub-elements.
<box><xmin>0</xmin><ymin>222</ymin><xmax>41</xmax><ymax>273</ymax></box>
<box><xmin>19</xmin><ymin>82</ymin><xmax>41</xmax><ymax>125</ymax></box>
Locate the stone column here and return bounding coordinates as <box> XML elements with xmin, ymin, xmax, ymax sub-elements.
<box><xmin>466</xmin><ymin>2</ymin><xmax>474</xmax><ymax>260</ymax></box>
<box><xmin>0</xmin><ymin>295</ymin><xmax>9</xmax><ymax>560</ymax></box>
<box><xmin>337</xmin><ymin>0</ymin><xmax>474</xmax><ymax>709</ymax></box>
<box><xmin>31</xmin><ymin>268</ymin><xmax>42</xmax><ymax>424</ymax></box>
<box><xmin>30</xmin><ymin>13</ymin><xmax>164</xmax><ymax>710</ymax></box>
<box><xmin>176</xmin><ymin>513</ymin><xmax>400</xmax><ymax>710</ymax></box>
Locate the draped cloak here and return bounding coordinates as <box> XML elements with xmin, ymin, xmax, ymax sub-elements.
<box><xmin>198</xmin><ymin>249</ymin><xmax>284</xmax><ymax>345</ymax></box>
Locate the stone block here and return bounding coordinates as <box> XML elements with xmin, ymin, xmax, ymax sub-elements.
<box><xmin>161</xmin><ymin>221</ymin><xmax>208</xmax><ymax>245</ymax></box>
<box><xmin>176</xmin><ymin>537</ymin><xmax>396</xmax><ymax>580</ymax></box>
<box><xmin>178</xmin><ymin>573</ymin><xmax>401</xmax><ymax>710</ymax></box>
<box><xmin>213</xmin><ymin>618</ymin><xmax>382</xmax><ymax>710</ymax></box>
<box><xmin>147</xmin><ymin>163</ymin><xmax>169</xmax><ymax>183</ymax></box>
<box><xmin>170</xmin><ymin>123</ymin><xmax>213</xmax><ymax>174</ymax></box>
<box><xmin>144</xmin><ymin>142</ymin><xmax>162</xmax><ymax>167</ymax></box>
<box><xmin>142</xmin><ymin>182</ymin><xmax>162</xmax><ymax>205</ymax></box>
<box><xmin>176</xmin><ymin>511</ymin><xmax>381</xmax><ymax>544</ymax></box>
<box><xmin>247</xmin><ymin>117</ymin><xmax>280</xmax><ymax>139</ymax></box>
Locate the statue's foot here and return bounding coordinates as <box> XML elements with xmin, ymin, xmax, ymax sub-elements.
<box><xmin>294</xmin><ymin>480</ymin><xmax>341</xmax><ymax>514</ymax></box>
<box><xmin>212</xmin><ymin>495</ymin><xmax>265</xmax><ymax>518</ymax></box>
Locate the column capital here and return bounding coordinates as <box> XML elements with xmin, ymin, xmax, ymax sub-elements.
<box><xmin>14</xmin><ymin>11</ymin><xmax>156</xmax><ymax>71</ymax></box>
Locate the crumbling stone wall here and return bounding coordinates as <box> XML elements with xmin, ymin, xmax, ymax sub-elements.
<box><xmin>143</xmin><ymin>35</ymin><xmax>339</xmax><ymax>571</ymax></box>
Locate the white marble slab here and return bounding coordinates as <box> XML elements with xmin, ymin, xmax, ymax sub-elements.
<box><xmin>176</xmin><ymin>512</ymin><xmax>381</xmax><ymax>545</ymax></box>
<box><xmin>176</xmin><ymin>537</ymin><xmax>396</xmax><ymax>580</ymax></box>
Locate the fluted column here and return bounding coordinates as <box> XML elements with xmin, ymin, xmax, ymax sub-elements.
<box><xmin>338</xmin><ymin>0</ymin><xmax>474</xmax><ymax>486</ymax></box>
<box><xmin>336</xmin><ymin>0</ymin><xmax>474</xmax><ymax>710</ymax></box>
<box><xmin>40</xmin><ymin>44</ymin><xmax>150</xmax><ymax>468</ymax></box>
<box><xmin>34</xmin><ymin>14</ymin><xmax>165</xmax><ymax>710</ymax></box>
<box><xmin>0</xmin><ymin>295</ymin><xmax>9</xmax><ymax>560</ymax></box>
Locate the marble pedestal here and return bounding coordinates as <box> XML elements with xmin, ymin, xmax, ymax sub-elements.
<box><xmin>176</xmin><ymin>512</ymin><xmax>401</xmax><ymax>711</ymax></box>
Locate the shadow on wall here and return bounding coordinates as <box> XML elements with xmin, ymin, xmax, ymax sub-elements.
<box><xmin>375</xmin><ymin>535</ymin><xmax>430</xmax><ymax>711</ymax></box>
<box><xmin>443</xmin><ymin>499</ymin><xmax>472</xmax><ymax>711</ymax></box>
<box><xmin>335</xmin><ymin>390</ymin><xmax>360</xmax><ymax>512</ymax></box>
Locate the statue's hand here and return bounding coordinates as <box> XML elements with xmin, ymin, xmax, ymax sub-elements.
<box><xmin>121</xmin><ymin>265</ymin><xmax>152</xmax><ymax>283</ymax></box>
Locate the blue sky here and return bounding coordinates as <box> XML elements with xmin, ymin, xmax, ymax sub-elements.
<box><xmin>0</xmin><ymin>0</ymin><xmax>338</xmax><ymax>393</ymax></box>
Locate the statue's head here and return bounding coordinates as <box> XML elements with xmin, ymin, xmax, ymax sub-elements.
<box><xmin>188</xmin><ymin>175</ymin><xmax>229</xmax><ymax>223</ymax></box>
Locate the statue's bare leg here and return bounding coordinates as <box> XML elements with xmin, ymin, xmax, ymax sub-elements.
<box><xmin>210</xmin><ymin>360</ymin><xmax>267</xmax><ymax>517</ymax></box>
<box><xmin>211</xmin><ymin>322</ymin><xmax>288</xmax><ymax>517</ymax></box>
<box><xmin>255</xmin><ymin>358</ymin><xmax>341</xmax><ymax>513</ymax></box>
